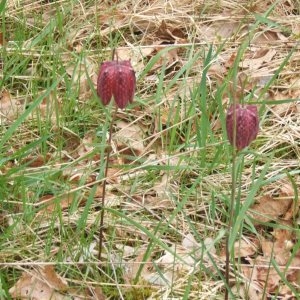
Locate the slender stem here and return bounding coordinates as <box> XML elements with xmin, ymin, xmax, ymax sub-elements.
<box><xmin>98</xmin><ymin>105</ymin><xmax>118</xmax><ymax>261</ymax></box>
<box><xmin>98</xmin><ymin>47</ymin><xmax>117</xmax><ymax>262</ymax></box>
<box><xmin>225</xmin><ymin>148</ymin><xmax>237</xmax><ymax>300</ymax></box>
<box><xmin>225</xmin><ymin>100</ymin><xmax>237</xmax><ymax>300</ymax></box>
<box><xmin>111</xmin><ymin>48</ymin><xmax>116</xmax><ymax>61</ymax></box>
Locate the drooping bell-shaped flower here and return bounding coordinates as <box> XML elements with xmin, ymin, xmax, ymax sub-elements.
<box><xmin>97</xmin><ymin>60</ymin><xmax>136</xmax><ymax>109</ymax></box>
<box><xmin>226</xmin><ymin>104</ymin><xmax>259</xmax><ymax>150</ymax></box>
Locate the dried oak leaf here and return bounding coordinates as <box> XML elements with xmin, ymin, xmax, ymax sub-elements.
<box><xmin>261</xmin><ymin>237</ymin><xmax>290</xmax><ymax>265</ymax></box>
<box><xmin>9</xmin><ymin>266</ymin><xmax>68</xmax><ymax>300</ymax></box>
<box><xmin>233</xmin><ymin>238</ymin><xmax>259</xmax><ymax>258</ymax></box>
<box><xmin>249</xmin><ymin>195</ymin><xmax>292</xmax><ymax>224</ymax></box>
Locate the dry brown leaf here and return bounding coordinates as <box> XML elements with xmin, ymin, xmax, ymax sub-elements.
<box><xmin>9</xmin><ymin>266</ymin><xmax>105</xmax><ymax>300</ymax></box>
<box><xmin>249</xmin><ymin>195</ymin><xmax>292</xmax><ymax>224</ymax></box>
<box><xmin>115</xmin><ymin>244</ymin><xmax>136</xmax><ymax>258</ymax></box>
<box><xmin>125</xmin><ymin>235</ymin><xmax>201</xmax><ymax>286</ymax></box>
<box><xmin>208</xmin><ymin>62</ymin><xmax>227</xmax><ymax>80</ymax></box>
<box><xmin>241</xmin><ymin>262</ymin><xmax>259</xmax><ymax>287</ymax></box>
<box><xmin>217</xmin><ymin>21</ymin><xmax>240</xmax><ymax>40</ymax></box>
<box><xmin>242</xmin><ymin>232</ymin><xmax>300</xmax><ymax>298</ymax></box>
<box><xmin>240</xmin><ymin>49</ymin><xmax>277</xmax><ymax>70</ymax></box>
<box><xmin>156</xmin><ymin>20</ymin><xmax>187</xmax><ymax>43</ymax></box>
<box><xmin>256</xmin><ymin>264</ymin><xmax>281</xmax><ymax>293</ymax></box>
<box><xmin>91</xmin><ymin>287</ymin><xmax>106</xmax><ymax>300</ymax></box>
<box><xmin>81</xmin><ymin>287</ymin><xmax>106</xmax><ymax>300</ymax></box>
<box><xmin>240</xmin><ymin>215</ymin><xmax>300</xmax><ymax>297</ymax></box>
<box><xmin>182</xmin><ymin>233</ymin><xmax>199</xmax><ymax>250</ymax></box>
<box><xmin>9</xmin><ymin>266</ymin><xmax>68</xmax><ymax>300</ymax></box>
<box><xmin>166</xmin><ymin>48</ymin><xmax>179</xmax><ymax>65</ymax></box>
<box><xmin>244</xmin><ymin>256</ymin><xmax>282</xmax><ymax>294</ymax></box>
<box><xmin>144</xmin><ymin>270</ymin><xmax>174</xmax><ymax>286</ymax></box>
<box><xmin>280</xmin><ymin>182</ymin><xmax>296</xmax><ymax>198</ymax></box>
<box><xmin>41</xmin><ymin>266</ymin><xmax>68</xmax><ymax>291</ymax></box>
<box><xmin>225</xmin><ymin>53</ymin><xmax>237</xmax><ymax>69</ymax></box>
<box><xmin>22</xmin><ymin>153</ymin><xmax>52</xmax><ymax>168</ymax></box>
<box><xmin>9</xmin><ymin>273</ymin><xmax>63</xmax><ymax>300</ymax></box>
<box><xmin>287</xmin><ymin>253</ymin><xmax>300</xmax><ymax>284</ymax></box>
<box><xmin>123</xmin><ymin>250</ymin><xmax>153</xmax><ymax>284</ymax></box>
<box><xmin>62</xmin><ymin>128</ymin><xmax>121</xmax><ymax>183</ymax></box>
<box><xmin>67</xmin><ymin>286</ymin><xmax>106</xmax><ymax>300</ymax></box>
<box><xmin>253</xmin><ymin>29</ymin><xmax>288</xmax><ymax>45</ymax></box>
<box><xmin>36</xmin><ymin>193</ymin><xmax>85</xmax><ymax>214</ymax></box>
<box><xmin>0</xmin><ymin>90</ymin><xmax>22</xmax><ymax>124</ymax></box>
<box><xmin>261</xmin><ymin>237</ymin><xmax>290</xmax><ymax>265</ymax></box>
<box><xmin>196</xmin><ymin>16</ymin><xmax>241</xmax><ymax>43</ymax></box>
<box><xmin>278</xmin><ymin>285</ymin><xmax>297</xmax><ymax>300</ymax></box>
<box><xmin>98</xmin><ymin>7</ymin><xmax>126</xmax><ymax>34</ymax></box>
<box><xmin>115</xmin><ymin>120</ymin><xmax>145</xmax><ymax>153</ymax></box>
<box><xmin>152</xmin><ymin>250</ymin><xmax>190</xmax><ymax>285</ymax></box>
<box><xmin>233</xmin><ymin>238</ymin><xmax>258</xmax><ymax>258</ymax></box>
<box><xmin>262</xmin><ymin>228</ymin><xmax>294</xmax><ymax>265</ymax></box>
<box><xmin>272</xmin><ymin>228</ymin><xmax>294</xmax><ymax>245</ymax></box>
<box><xmin>269</xmin><ymin>90</ymin><xmax>299</xmax><ymax>116</ymax></box>
<box><xmin>277</xmin><ymin>182</ymin><xmax>297</xmax><ymax>220</ymax></box>
<box><xmin>116</xmin><ymin>47</ymin><xmax>155</xmax><ymax>72</ymax></box>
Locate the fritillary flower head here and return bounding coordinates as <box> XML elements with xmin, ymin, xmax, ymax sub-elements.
<box><xmin>97</xmin><ymin>60</ymin><xmax>136</xmax><ymax>109</ymax></box>
<box><xmin>226</xmin><ymin>104</ymin><xmax>259</xmax><ymax>150</ymax></box>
